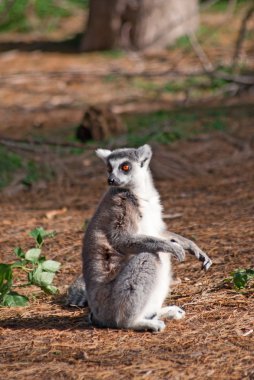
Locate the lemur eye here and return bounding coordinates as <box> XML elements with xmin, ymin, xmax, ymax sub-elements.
<box><xmin>121</xmin><ymin>164</ymin><xmax>130</xmax><ymax>172</ymax></box>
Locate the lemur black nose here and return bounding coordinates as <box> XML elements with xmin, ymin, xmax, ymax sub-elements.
<box><xmin>108</xmin><ymin>178</ymin><xmax>115</xmax><ymax>185</ymax></box>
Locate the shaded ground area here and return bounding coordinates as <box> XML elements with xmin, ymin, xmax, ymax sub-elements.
<box><xmin>0</xmin><ymin>4</ymin><xmax>254</xmax><ymax>380</ymax></box>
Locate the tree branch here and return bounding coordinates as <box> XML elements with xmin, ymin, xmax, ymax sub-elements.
<box><xmin>0</xmin><ymin>137</ymin><xmax>92</xmax><ymax>151</ymax></box>
<box><xmin>232</xmin><ymin>5</ymin><xmax>254</xmax><ymax>66</ymax></box>
<box><xmin>187</xmin><ymin>32</ymin><xmax>214</xmax><ymax>73</ymax></box>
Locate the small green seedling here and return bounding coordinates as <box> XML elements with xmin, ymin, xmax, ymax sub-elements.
<box><xmin>0</xmin><ymin>227</ymin><xmax>60</xmax><ymax>307</ymax></box>
<box><xmin>29</xmin><ymin>226</ymin><xmax>56</xmax><ymax>248</ymax></box>
<box><xmin>224</xmin><ymin>268</ymin><xmax>254</xmax><ymax>290</ymax></box>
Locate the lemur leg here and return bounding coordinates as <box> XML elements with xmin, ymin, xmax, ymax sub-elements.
<box><xmin>134</xmin><ymin>306</ymin><xmax>185</xmax><ymax>331</ymax></box>
<box><xmin>66</xmin><ymin>275</ymin><xmax>88</xmax><ymax>307</ymax></box>
<box><xmin>164</xmin><ymin>231</ymin><xmax>212</xmax><ymax>270</ymax></box>
<box><xmin>107</xmin><ymin>252</ymin><xmax>168</xmax><ymax>332</ymax></box>
<box><xmin>157</xmin><ymin>306</ymin><xmax>185</xmax><ymax>320</ymax></box>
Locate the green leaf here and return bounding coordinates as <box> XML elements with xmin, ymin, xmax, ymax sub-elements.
<box><xmin>1</xmin><ymin>291</ymin><xmax>29</xmax><ymax>307</ymax></box>
<box><xmin>37</xmin><ymin>234</ymin><xmax>43</xmax><ymax>246</ymax></box>
<box><xmin>39</xmin><ymin>271</ymin><xmax>55</xmax><ymax>286</ymax></box>
<box><xmin>225</xmin><ymin>268</ymin><xmax>254</xmax><ymax>290</ymax></box>
<box><xmin>41</xmin><ymin>285</ymin><xmax>58</xmax><ymax>294</ymax></box>
<box><xmin>30</xmin><ymin>227</ymin><xmax>44</xmax><ymax>246</ymax></box>
<box><xmin>229</xmin><ymin>268</ymin><xmax>254</xmax><ymax>289</ymax></box>
<box><xmin>233</xmin><ymin>271</ymin><xmax>248</xmax><ymax>289</ymax></box>
<box><xmin>14</xmin><ymin>247</ymin><xmax>25</xmax><ymax>259</ymax></box>
<box><xmin>31</xmin><ymin>266</ymin><xmax>55</xmax><ymax>286</ymax></box>
<box><xmin>25</xmin><ymin>248</ymin><xmax>41</xmax><ymax>262</ymax></box>
<box><xmin>0</xmin><ymin>264</ymin><xmax>13</xmax><ymax>300</ymax></box>
<box><xmin>246</xmin><ymin>269</ymin><xmax>254</xmax><ymax>280</ymax></box>
<box><xmin>29</xmin><ymin>227</ymin><xmax>56</xmax><ymax>246</ymax></box>
<box><xmin>29</xmin><ymin>226</ymin><xmax>44</xmax><ymax>239</ymax></box>
<box><xmin>41</xmin><ymin>260</ymin><xmax>61</xmax><ymax>273</ymax></box>
<box><xmin>30</xmin><ymin>265</ymin><xmax>42</xmax><ymax>284</ymax></box>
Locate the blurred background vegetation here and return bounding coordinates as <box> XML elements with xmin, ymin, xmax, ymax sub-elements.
<box><xmin>0</xmin><ymin>0</ymin><xmax>89</xmax><ymax>32</ymax></box>
<box><xmin>0</xmin><ymin>0</ymin><xmax>253</xmax><ymax>191</ymax></box>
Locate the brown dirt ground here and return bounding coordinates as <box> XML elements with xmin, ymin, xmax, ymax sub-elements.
<box><xmin>0</xmin><ymin>5</ymin><xmax>254</xmax><ymax>380</ymax></box>
<box><xmin>0</xmin><ymin>116</ymin><xmax>254</xmax><ymax>380</ymax></box>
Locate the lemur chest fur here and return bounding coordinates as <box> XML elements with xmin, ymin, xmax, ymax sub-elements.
<box><xmin>137</xmin><ymin>195</ymin><xmax>165</xmax><ymax>237</ymax></box>
<box><xmin>135</xmin><ymin>191</ymin><xmax>171</xmax><ymax>316</ymax></box>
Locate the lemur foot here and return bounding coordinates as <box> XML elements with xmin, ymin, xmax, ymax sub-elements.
<box><xmin>66</xmin><ymin>275</ymin><xmax>88</xmax><ymax>307</ymax></box>
<box><xmin>133</xmin><ymin>318</ymin><xmax>166</xmax><ymax>332</ymax></box>
<box><xmin>158</xmin><ymin>306</ymin><xmax>185</xmax><ymax>320</ymax></box>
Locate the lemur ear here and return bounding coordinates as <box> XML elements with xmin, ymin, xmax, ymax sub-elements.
<box><xmin>95</xmin><ymin>149</ymin><xmax>112</xmax><ymax>163</ymax></box>
<box><xmin>137</xmin><ymin>144</ymin><xmax>152</xmax><ymax>166</ymax></box>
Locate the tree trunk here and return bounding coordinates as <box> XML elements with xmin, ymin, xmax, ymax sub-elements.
<box><xmin>80</xmin><ymin>0</ymin><xmax>199</xmax><ymax>51</ymax></box>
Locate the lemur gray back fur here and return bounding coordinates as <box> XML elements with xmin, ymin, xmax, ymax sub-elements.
<box><xmin>67</xmin><ymin>144</ymin><xmax>212</xmax><ymax>332</ymax></box>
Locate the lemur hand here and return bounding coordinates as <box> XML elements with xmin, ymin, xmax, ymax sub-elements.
<box><xmin>166</xmin><ymin>241</ymin><xmax>186</xmax><ymax>262</ymax></box>
<box><xmin>167</xmin><ymin>232</ymin><xmax>212</xmax><ymax>271</ymax></box>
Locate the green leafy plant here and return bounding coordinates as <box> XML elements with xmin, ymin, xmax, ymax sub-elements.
<box><xmin>0</xmin><ymin>227</ymin><xmax>60</xmax><ymax>307</ymax></box>
<box><xmin>224</xmin><ymin>268</ymin><xmax>254</xmax><ymax>290</ymax></box>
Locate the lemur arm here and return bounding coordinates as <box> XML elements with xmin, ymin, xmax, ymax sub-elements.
<box><xmin>162</xmin><ymin>231</ymin><xmax>212</xmax><ymax>271</ymax></box>
<box><xmin>113</xmin><ymin>234</ymin><xmax>185</xmax><ymax>262</ymax></box>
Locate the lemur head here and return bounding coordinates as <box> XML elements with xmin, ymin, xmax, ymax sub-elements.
<box><xmin>96</xmin><ymin>145</ymin><xmax>152</xmax><ymax>189</ymax></box>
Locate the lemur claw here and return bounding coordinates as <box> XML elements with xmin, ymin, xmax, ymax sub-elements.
<box><xmin>201</xmin><ymin>257</ymin><xmax>212</xmax><ymax>271</ymax></box>
<box><xmin>198</xmin><ymin>250</ymin><xmax>212</xmax><ymax>271</ymax></box>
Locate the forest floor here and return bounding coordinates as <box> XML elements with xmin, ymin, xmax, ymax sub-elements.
<box><xmin>0</xmin><ymin>3</ymin><xmax>254</xmax><ymax>380</ymax></box>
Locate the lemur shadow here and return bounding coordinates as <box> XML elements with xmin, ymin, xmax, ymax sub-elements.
<box><xmin>0</xmin><ymin>312</ymin><xmax>92</xmax><ymax>331</ymax></box>
<box><xmin>0</xmin><ymin>33</ymin><xmax>82</xmax><ymax>53</ymax></box>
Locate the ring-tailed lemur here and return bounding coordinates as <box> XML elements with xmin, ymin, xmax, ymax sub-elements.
<box><xmin>67</xmin><ymin>145</ymin><xmax>212</xmax><ymax>332</ymax></box>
